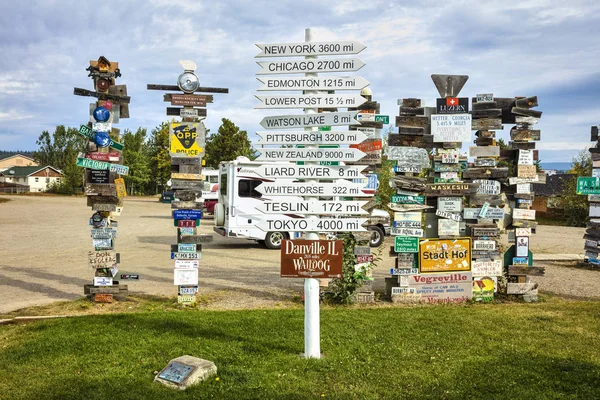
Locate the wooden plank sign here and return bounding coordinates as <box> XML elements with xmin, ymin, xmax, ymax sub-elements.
<box><xmin>438</xmin><ymin>219</ymin><xmax>460</xmax><ymax>236</ymax></box>
<box><xmin>473</xmin><ymin>180</ymin><xmax>500</xmax><ymax>195</ymax></box>
<box><xmin>437</xmin><ymin>197</ymin><xmax>463</xmax><ymax>212</ymax></box>
<box><xmin>513</xmin><ymin>209</ymin><xmax>536</xmax><ymax>220</ymax></box>
<box><xmin>387</xmin><ymin>146</ymin><xmax>430</xmax><ymax>168</ymax></box>
<box><xmin>169</xmin><ymin>94</ymin><xmax>207</xmax><ymax>107</ymax></box>
<box><xmin>280</xmin><ymin>240</ymin><xmax>343</xmax><ymax>278</ymax></box>
<box><xmin>517</xmin><ymin>165</ymin><xmax>537</xmax><ymax>178</ymax></box>
<box><xmin>88</xmin><ymin>250</ymin><xmax>117</xmax><ymax>269</ymax></box>
<box><xmin>419</xmin><ymin>238</ymin><xmax>471</xmax><ymax>273</ymax></box>
<box><xmin>469</xmin><ymin>146</ymin><xmax>500</xmax><ymax>157</ymax></box>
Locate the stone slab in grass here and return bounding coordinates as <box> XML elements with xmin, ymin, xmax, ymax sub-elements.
<box><xmin>154</xmin><ymin>355</ymin><xmax>217</xmax><ymax>390</ymax></box>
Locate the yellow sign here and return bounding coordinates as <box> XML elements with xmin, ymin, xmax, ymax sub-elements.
<box><xmin>419</xmin><ymin>238</ymin><xmax>471</xmax><ymax>273</ymax></box>
<box><xmin>114</xmin><ymin>178</ymin><xmax>127</xmax><ymax>198</ymax></box>
<box><xmin>169</xmin><ymin>122</ymin><xmax>205</xmax><ymax>157</ymax></box>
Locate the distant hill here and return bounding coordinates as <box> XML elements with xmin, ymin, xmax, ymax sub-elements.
<box><xmin>540</xmin><ymin>162</ymin><xmax>572</xmax><ymax>172</ymax></box>
<box><xmin>0</xmin><ymin>150</ymin><xmax>36</xmax><ymax>160</ymax></box>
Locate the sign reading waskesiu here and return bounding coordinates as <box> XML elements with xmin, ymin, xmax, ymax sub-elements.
<box><xmin>408</xmin><ymin>272</ymin><xmax>473</xmax><ymax>304</ymax></box>
<box><xmin>431</xmin><ymin>114</ymin><xmax>472</xmax><ymax>143</ymax></box>
<box><xmin>280</xmin><ymin>240</ymin><xmax>342</xmax><ymax>278</ymax></box>
<box><xmin>419</xmin><ymin>238</ymin><xmax>471</xmax><ymax>273</ymax></box>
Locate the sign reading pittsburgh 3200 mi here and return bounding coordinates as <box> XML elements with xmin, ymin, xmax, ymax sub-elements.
<box><xmin>169</xmin><ymin>122</ymin><xmax>206</xmax><ymax>157</ymax></box>
<box><xmin>280</xmin><ymin>240</ymin><xmax>342</xmax><ymax>278</ymax></box>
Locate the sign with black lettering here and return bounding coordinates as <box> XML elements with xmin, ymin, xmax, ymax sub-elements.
<box><xmin>89</xmin><ymin>169</ymin><xmax>110</xmax><ymax>184</ymax></box>
<box><xmin>436</xmin><ymin>97</ymin><xmax>469</xmax><ymax>114</ymax></box>
<box><xmin>419</xmin><ymin>238</ymin><xmax>471</xmax><ymax>273</ymax></box>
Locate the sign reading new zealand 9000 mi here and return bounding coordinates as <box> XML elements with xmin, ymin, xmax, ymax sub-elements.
<box><xmin>169</xmin><ymin>122</ymin><xmax>206</xmax><ymax>157</ymax></box>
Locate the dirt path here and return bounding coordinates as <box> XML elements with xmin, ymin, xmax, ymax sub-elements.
<box><xmin>0</xmin><ymin>195</ymin><xmax>597</xmax><ymax>314</ymax></box>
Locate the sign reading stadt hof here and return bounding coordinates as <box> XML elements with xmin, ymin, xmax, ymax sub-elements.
<box><xmin>419</xmin><ymin>238</ymin><xmax>472</xmax><ymax>273</ymax></box>
<box><xmin>280</xmin><ymin>240</ymin><xmax>343</xmax><ymax>278</ymax></box>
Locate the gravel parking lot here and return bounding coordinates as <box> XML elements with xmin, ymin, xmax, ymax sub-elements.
<box><xmin>0</xmin><ymin>195</ymin><xmax>597</xmax><ymax>314</ymax></box>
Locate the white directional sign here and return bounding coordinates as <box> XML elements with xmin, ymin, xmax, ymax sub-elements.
<box><xmin>354</xmin><ymin>127</ymin><xmax>381</xmax><ymax>139</ymax></box>
<box><xmin>255</xmin><ymin>200</ymin><xmax>369</xmax><ymax>215</ymax></box>
<box><xmin>256</xmin><ymin>131</ymin><xmax>368</xmax><ymax>145</ymax></box>
<box><xmin>260</xmin><ymin>112</ymin><xmax>358</xmax><ymax>129</ymax></box>
<box><xmin>256</xmin><ymin>218</ymin><xmax>368</xmax><ymax>232</ymax></box>
<box><xmin>256</xmin><ymin>76</ymin><xmax>370</xmax><ymax>91</ymax></box>
<box><xmin>255</xmin><ymin>180</ymin><xmax>372</xmax><ymax>197</ymax></box>
<box><xmin>256</xmin><ymin>58</ymin><xmax>365</xmax><ymax>75</ymax></box>
<box><xmin>255</xmin><ymin>41</ymin><xmax>366</xmax><ymax>57</ymax></box>
<box><xmin>255</xmin><ymin>94</ymin><xmax>367</xmax><ymax>109</ymax></box>
<box><xmin>254</xmin><ymin>164</ymin><xmax>367</xmax><ymax>179</ymax></box>
<box><xmin>257</xmin><ymin>147</ymin><xmax>366</xmax><ymax>162</ymax></box>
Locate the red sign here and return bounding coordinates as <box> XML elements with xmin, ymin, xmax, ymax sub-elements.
<box><xmin>280</xmin><ymin>240</ymin><xmax>343</xmax><ymax>278</ymax></box>
<box><xmin>350</xmin><ymin>139</ymin><xmax>383</xmax><ymax>153</ymax></box>
<box><xmin>178</xmin><ymin>220</ymin><xmax>197</xmax><ymax>228</ymax></box>
<box><xmin>356</xmin><ymin>254</ymin><xmax>374</xmax><ymax>263</ymax></box>
<box><xmin>86</xmin><ymin>152</ymin><xmax>120</xmax><ymax>162</ymax></box>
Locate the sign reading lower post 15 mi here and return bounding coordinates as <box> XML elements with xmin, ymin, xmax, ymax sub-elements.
<box><xmin>255</xmin><ymin>181</ymin><xmax>371</xmax><ymax>197</ymax></box>
<box><xmin>169</xmin><ymin>122</ymin><xmax>205</xmax><ymax>157</ymax></box>
<box><xmin>256</xmin><ymin>41</ymin><xmax>366</xmax><ymax>57</ymax></box>
<box><xmin>256</xmin><ymin>131</ymin><xmax>368</xmax><ymax>145</ymax></box>
<box><xmin>256</xmin><ymin>76</ymin><xmax>369</xmax><ymax>91</ymax></box>
<box><xmin>257</xmin><ymin>147</ymin><xmax>365</xmax><ymax>163</ymax></box>
<box><xmin>576</xmin><ymin>177</ymin><xmax>600</xmax><ymax>194</ymax></box>
<box><xmin>255</xmin><ymin>94</ymin><xmax>367</xmax><ymax>109</ymax></box>
<box><xmin>260</xmin><ymin>112</ymin><xmax>358</xmax><ymax>129</ymax></box>
<box><xmin>256</xmin><ymin>58</ymin><xmax>365</xmax><ymax>75</ymax></box>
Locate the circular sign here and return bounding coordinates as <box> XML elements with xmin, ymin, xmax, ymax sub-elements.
<box><xmin>167</xmin><ymin>179</ymin><xmax>172</xmax><ymax>187</ymax></box>
<box><xmin>91</xmin><ymin>212</ymin><xmax>104</xmax><ymax>228</ymax></box>
<box><xmin>94</xmin><ymin>131</ymin><xmax>111</xmax><ymax>147</ymax></box>
<box><xmin>177</xmin><ymin>72</ymin><xmax>199</xmax><ymax>93</ymax></box>
<box><xmin>96</xmin><ymin>78</ymin><xmax>110</xmax><ymax>92</ymax></box>
<box><xmin>93</xmin><ymin>106</ymin><xmax>110</xmax><ymax>122</ymax></box>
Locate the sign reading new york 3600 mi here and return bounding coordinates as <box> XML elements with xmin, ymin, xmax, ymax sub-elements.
<box><xmin>169</xmin><ymin>122</ymin><xmax>206</xmax><ymax>157</ymax></box>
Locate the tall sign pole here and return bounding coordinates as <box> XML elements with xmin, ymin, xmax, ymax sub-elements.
<box><xmin>578</xmin><ymin>126</ymin><xmax>600</xmax><ymax>267</ymax></box>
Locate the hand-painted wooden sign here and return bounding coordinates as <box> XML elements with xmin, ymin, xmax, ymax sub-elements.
<box><xmin>424</xmin><ymin>183</ymin><xmax>477</xmax><ymax>197</ymax></box>
<box><xmin>88</xmin><ymin>250</ymin><xmax>117</xmax><ymax>268</ymax></box>
<box><xmin>169</xmin><ymin>122</ymin><xmax>205</xmax><ymax>157</ymax></box>
<box><xmin>517</xmin><ymin>165</ymin><xmax>537</xmax><ymax>178</ymax></box>
<box><xmin>166</xmin><ymin>107</ymin><xmax>207</xmax><ymax>118</ymax></box>
<box><xmin>169</xmin><ymin>94</ymin><xmax>207</xmax><ymax>107</ymax></box>
<box><xmin>513</xmin><ymin>209</ymin><xmax>536</xmax><ymax>220</ymax></box>
<box><xmin>431</xmin><ymin>114</ymin><xmax>472</xmax><ymax>142</ymax></box>
<box><xmin>280</xmin><ymin>240</ymin><xmax>343</xmax><ymax>278</ymax></box>
<box><xmin>419</xmin><ymin>238</ymin><xmax>471</xmax><ymax>273</ymax></box>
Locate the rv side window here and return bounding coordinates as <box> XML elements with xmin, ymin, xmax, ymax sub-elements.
<box><xmin>209</xmin><ymin>176</ymin><xmax>218</xmax><ymax>183</ymax></box>
<box><xmin>220</xmin><ymin>173</ymin><xmax>227</xmax><ymax>196</ymax></box>
<box><xmin>238</xmin><ymin>179</ymin><xmax>262</xmax><ymax>198</ymax></box>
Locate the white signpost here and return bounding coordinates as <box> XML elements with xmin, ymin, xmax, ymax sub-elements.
<box><xmin>431</xmin><ymin>114</ymin><xmax>472</xmax><ymax>142</ymax></box>
<box><xmin>254</xmin><ymin>29</ymin><xmax>372</xmax><ymax>360</ymax></box>
<box><xmin>256</xmin><ymin>131</ymin><xmax>368</xmax><ymax>145</ymax></box>
<box><xmin>255</xmin><ymin>94</ymin><xmax>367</xmax><ymax>109</ymax></box>
<box><xmin>257</xmin><ymin>147</ymin><xmax>366</xmax><ymax>162</ymax></box>
<box><xmin>256</xmin><ymin>76</ymin><xmax>370</xmax><ymax>91</ymax></box>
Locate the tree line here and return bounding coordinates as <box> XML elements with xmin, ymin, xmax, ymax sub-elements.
<box><xmin>32</xmin><ymin>118</ymin><xmax>256</xmax><ymax>195</ymax></box>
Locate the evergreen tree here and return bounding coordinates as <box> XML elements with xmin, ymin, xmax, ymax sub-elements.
<box><xmin>204</xmin><ymin>118</ymin><xmax>255</xmax><ymax>168</ymax></box>
<box><xmin>563</xmin><ymin>150</ymin><xmax>592</xmax><ymax>226</ymax></box>
<box><xmin>122</xmin><ymin>128</ymin><xmax>150</xmax><ymax>195</ymax></box>
<box><xmin>146</xmin><ymin>122</ymin><xmax>171</xmax><ymax>194</ymax></box>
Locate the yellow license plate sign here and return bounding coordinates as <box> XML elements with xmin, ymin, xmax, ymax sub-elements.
<box><xmin>419</xmin><ymin>238</ymin><xmax>471</xmax><ymax>273</ymax></box>
<box><xmin>169</xmin><ymin>122</ymin><xmax>205</xmax><ymax>157</ymax></box>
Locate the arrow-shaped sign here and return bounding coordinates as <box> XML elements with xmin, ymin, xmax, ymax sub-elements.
<box><xmin>256</xmin><ymin>130</ymin><xmax>368</xmax><ymax>145</ymax></box>
<box><xmin>254</xmin><ymin>164</ymin><xmax>367</xmax><ymax>179</ymax></box>
<box><xmin>255</xmin><ymin>217</ymin><xmax>368</xmax><ymax>232</ymax></box>
<box><xmin>255</xmin><ymin>94</ymin><xmax>367</xmax><ymax>109</ymax></box>
<box><xmin>257</xmin><ymin>147</ymin><xmax>366</xmax><ymax>162</ymax></box>
<box><xmin>255</xmin><ymin>180</ymin><xmax>373</xmax><ymax>197</ymax></box>
<box><xmin>256</xmin><ymin>58</ymin><xmax>365</xmax><ymax>75</ymax></box>
<box><xmin>256</xmin><ymin>76</ymin><xmax>370</xmax><ymax>91</ymax></box>
<box><xmin>255</xmin><ymin>41</ymin><xmax>366</xmax><ymax>57</ymax></box>
<box><xmin>260</xmin><ymin>112</ymin><xmax>358</xmax><ymax>129</ymax></box>
<box><xmin>255</xmin><ymin>200</ymin><xmax>369</xmax><ymax>215</ymax></box>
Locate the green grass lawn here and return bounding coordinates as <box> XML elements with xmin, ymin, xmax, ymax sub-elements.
<box><xmin>1</xmin><ymin>299</ymin><xmax>599</xmax><ymax>400</ymax></box>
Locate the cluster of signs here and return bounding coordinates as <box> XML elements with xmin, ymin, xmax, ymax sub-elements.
<box><xmin>578</xmin><ymin>125</ymin><xmax>600</xmax><ymax>264</ymax></box>
<box><xmin>73</xmin><ymin>56</ymin><xmax>134</xmax><ymax>301</ymax></box>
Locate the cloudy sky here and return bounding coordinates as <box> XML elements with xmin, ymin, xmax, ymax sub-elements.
<box><xmin>1</xmin><ymin>0</ymin><xmax>599</xmax><ymax>163</ymax></box>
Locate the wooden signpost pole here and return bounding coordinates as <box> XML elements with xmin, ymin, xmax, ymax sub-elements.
<box><xmin>577</xmin><ymin>126</ymin><xmax>600</xmax><ymax>267</ymax></box>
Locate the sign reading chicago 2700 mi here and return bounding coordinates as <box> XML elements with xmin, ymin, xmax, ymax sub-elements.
<box><xmin>419</xmin><ymin>238</ymin><xmax>471</xmax><ymax>273</ymax></box>
<box><xmin>169</xmin><ymin>122</ymin><xmax>206</xmax><ymax>157</ymax></box>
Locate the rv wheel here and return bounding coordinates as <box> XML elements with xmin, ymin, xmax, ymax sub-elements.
<box><xmin>265</xmin><ymin>231</ymin><xmax>286</xmax><ymax>249</ymax></box>
<box><xmin>368</xmin><ymin>226</ymin><xmax>385</xmax><ymax>247</ymax></box>
<box><xmin>214</xmin><ymin>203</ymin><xmax>225</xmax><ymax>226</ymax></box>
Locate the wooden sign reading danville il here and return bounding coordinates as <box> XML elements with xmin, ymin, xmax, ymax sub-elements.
<box><xmin>280</xmin><ymin>240</ymin><xmax>342</xmax><ymax>278</ymax></box>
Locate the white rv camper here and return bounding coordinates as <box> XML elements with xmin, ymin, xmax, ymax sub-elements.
<box><xmin>213</xmin><ymin>156</ymin><xmax>390</xmax><ymax>249</ymax></box>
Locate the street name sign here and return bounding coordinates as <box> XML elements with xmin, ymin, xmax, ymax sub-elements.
<box><xmin>577</xmin><ymin>177</ymin><xmax>600</xmax><ymax>195</ymax></box>
<box><xmin>256</xmin><ymin>131</ymin><xmax>367</xmax><ymax>145</ymax></box>
<box><xmin>255</xmin><ymin>94</ymin><xmax>367</xmax><ymax>109</ymax></box>
<box><xmin>256</xmin><ymin>58</ymin><xmax>365</xmax><ymax>75</ymax></box>
<box><xmin>255</xmin><ymin>200</ymin><xmax>369</xmax><ymax>215</ymax></box>
<box><xmin>256</xmin><ymin>41</ymin><xmax>366</xmax><ymax>57</ymax></box>
<box><xmin>257</xmin><ymin>147</ymin><xmax>365</xmax><ymax>162</ymax></box>
<box><xmin>78</xmin><ymin>125</ymin><xmax>123</xmax><ymax>151</ymax></box>
<box><xmin>255</xmin><ymin>180</ymin><xmax>372</xmax><ymax>197</ymax></box>
<box><xmin>76</xmin><ymin>157</ymin><xmax>129</xmax><ymax>176</ymax></box>
<box><xmin>256</xmin><ymin>76</ymin><xmax>370</xmax><ymax>91</ymax></box>
<box><xmin>256</xmin><ymin>218</ymin><xmax>368</xmax><ymax>232</ymax></box>
<box><xmin>260</xmin><ymin>112</ymin><xmax>358</xmax><ymax>129</ymax></box>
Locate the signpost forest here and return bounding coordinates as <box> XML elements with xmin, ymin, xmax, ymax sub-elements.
<box><xmin>148</xmin><ymin>60</ymin><xmax>228</xmax><ymax>304</ymax></box>
<box><xmin>73</xmin><ymin>56</ymin><xmax>130</xmax><ymax>302</ymax></box>
<box><xmin>578</xmin><ymin>125</ymin><xmax>600</xmax><ymax>267</ymax></box>
<box><xmin>253</xmin><ymin>29</ymin><xmax>376</xmax><ymax>359</ymax></box>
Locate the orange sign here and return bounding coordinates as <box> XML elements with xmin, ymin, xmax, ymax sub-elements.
<box><xmin>350</xmin><ymin>139</ymin><xmax>382</xmax><ymax>153</ymax></box>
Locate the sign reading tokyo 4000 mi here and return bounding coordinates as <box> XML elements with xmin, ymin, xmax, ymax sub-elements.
<box><xmin>280</xmin><ymin>240</ymin><xmax>343</xmax><ymax>278</ymax></box>
<box><xmin>169</xmin><ymin>122</ymin><xmax>206</xmax><ymax>157</ymax></box>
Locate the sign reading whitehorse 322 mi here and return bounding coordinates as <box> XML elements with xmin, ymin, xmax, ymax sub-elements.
<box><xmin>255</xmin><ymin>181</ymin><xmax>371</xmax><ymax>197</ymax></box>
<box><xmin>280</xmin><ymin>240</ymin><xmax>343</xmax><ymax>278</ymax></box>
<box><xmin>76</xmin><ymin>157</ymin><xmax>129</xmax><ymax>175</ymax></box>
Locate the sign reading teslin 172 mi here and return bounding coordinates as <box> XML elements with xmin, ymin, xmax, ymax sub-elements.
<box><xmin>281</xmin><ymin>240</ymin><xmax>343</xmax><ymax>278</ymax></box>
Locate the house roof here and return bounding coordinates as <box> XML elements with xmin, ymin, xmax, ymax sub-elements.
<box><xmin>533</xmin><ymin>173</ymin><xmax>575</xmax><ymax>196</ymax></box>
<box><xmin>0</xmin><ymin>154</ymin><xmax>35</xmax><ymax>162</ymax></box>
<box><xmin>0</xmin><ymin>166</ymin><xmax>61</xmax><ymax>178</ymax></box>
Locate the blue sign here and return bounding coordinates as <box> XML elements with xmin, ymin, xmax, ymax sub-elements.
<box><xmin>173</xmin><ymin>209</ymin><xmax>203</xmax><ymax>220</ymax></box>
<box><xmin>94</xmin><ymin>131</ymin><xmax>111</xmax><ymax>147</ymax></box>
<box><xmin>93</xmin><ymin>106</ymin><xmax>111</xmax><ymax>122</ymax></box>
<box><xmin>367</xmin><ymin>174</ymin><xmax>379</xmax><ymax>190</ymax></box>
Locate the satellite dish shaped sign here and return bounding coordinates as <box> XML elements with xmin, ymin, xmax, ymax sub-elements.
<box><xmin>169</xmin><ymin>122</ymin><xmax>206</xmax><ymax>157</ymax></box>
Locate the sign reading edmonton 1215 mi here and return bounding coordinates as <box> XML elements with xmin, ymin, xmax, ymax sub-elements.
<box><xmin>256</xmin><ymin>76</ymin><xmax>369</xmax><ymax>91</ymax></box>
